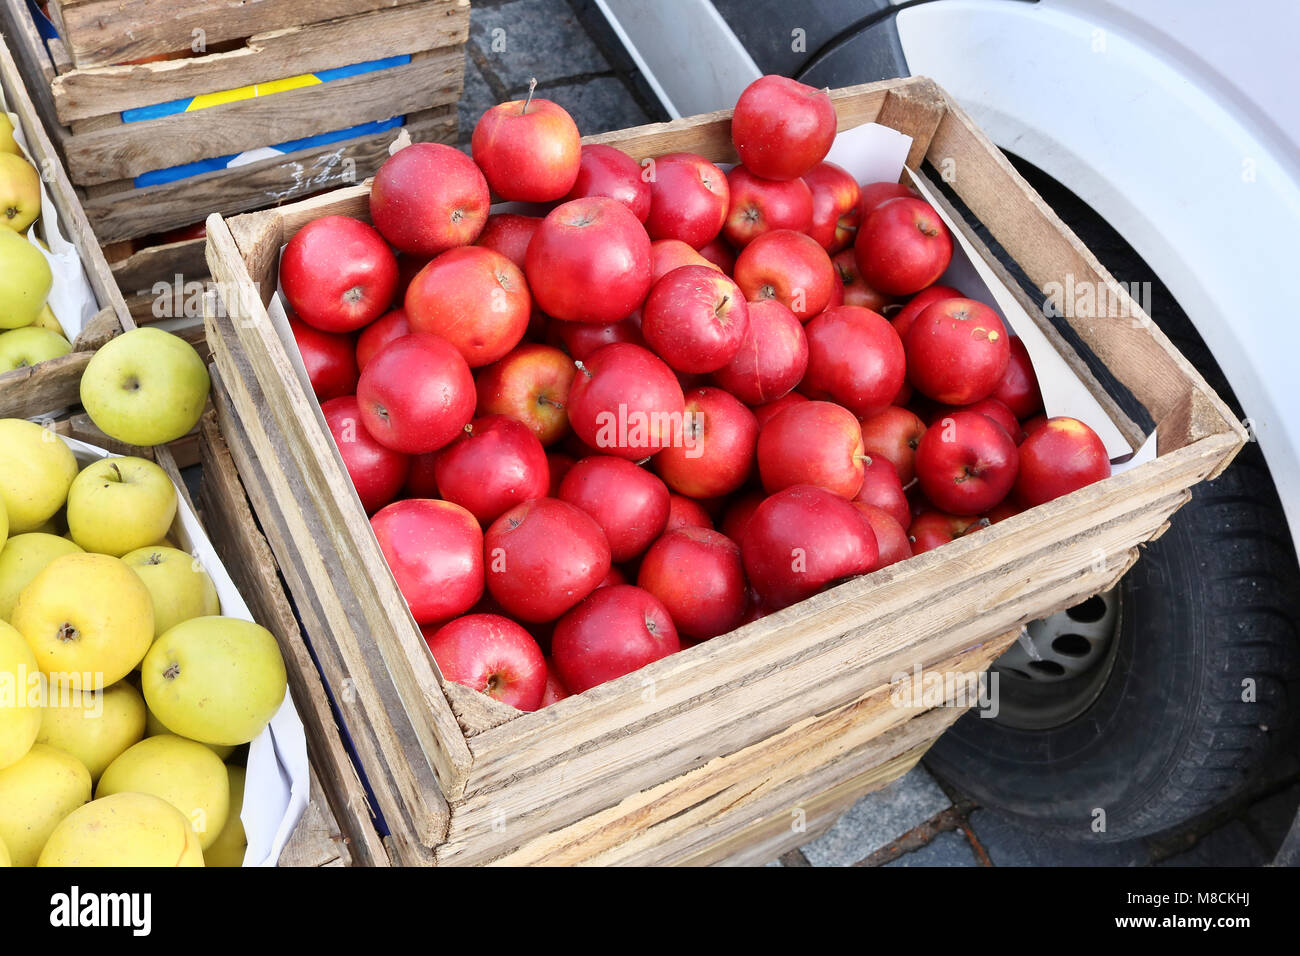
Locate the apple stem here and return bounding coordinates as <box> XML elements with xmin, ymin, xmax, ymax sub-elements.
<box><xmin>855</xmin><ymin>454</ymin><xmax>873</xmax><ymax>465</ymax></box>
<box><xmin>573</xmin><ymin>359</ymin><xmax>591</xmax><ymax>379</ymax></box>
<box><xmin>163</xmin><ymin>663</ymin><xmax>180</xmax><ymax>680</ymax></box>
<box><xmin>108</xmin><ymin>462</ymin><xmax>123</xmax><ymax>483</ymax></box>
<box><xmin>522</xmin><ymin>77</ymin><xmax>537</xmax><ymax>114</ymax></box>
<box><xmin>464</xmin><ymin>423</ymin><xmax>474</xmax><ymax>437</ymax></box>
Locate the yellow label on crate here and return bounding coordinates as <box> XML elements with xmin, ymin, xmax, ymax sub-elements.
<box><xmin>186</xmin><ymin>73</ymin><xmax>322</xmax><ymax>111</ymax></box>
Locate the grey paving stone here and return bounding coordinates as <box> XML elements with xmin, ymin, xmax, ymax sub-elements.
<box><xmin>1157</xmin><ymin>821</ymin><xmax>1271</xmax><ymax>867</ymax></box>
<box><xmin>1245</xmin><ymin>783</ymin><xmax>1300</xmax><ymax>852</ymax></box>
<box><xmin>458</xmin><ymin>52</ymin><xmax>497</xmax><ymax>147</ymax></box>
<box><xmin>884</xmin><ymin>829</ymin><xmax>980</xmax><ymax>867</ymax></box>
<box><xmin>968</xmin><ymin>809</ymin><xmax>1151</xmax><ymax>867</ymax></box>
<box><xmin>470</xmin><ymin>0</ymin><xmax>609</xmax><ymax>88</ymax></box>
<box><xmin>800</xmin><ymin>767</ymin><xmax>951</xmax><ymax>867</ymax></box>
<box><xmin>525</xmin><ymin>76</ymin><xmax>651</xmax><ymax>136</ymax></box>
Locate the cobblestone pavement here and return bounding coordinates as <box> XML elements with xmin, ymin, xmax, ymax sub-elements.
<box><xmin>456</xmin><ymin>0</ymin><xmax>1300</xmax><ymax>867</ymax></box>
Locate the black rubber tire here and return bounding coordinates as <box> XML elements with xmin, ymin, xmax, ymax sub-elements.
<box><xmin>925</xmin><ymin>154</ymin><xmax>1300</xmax><ymax>842</ymax></box>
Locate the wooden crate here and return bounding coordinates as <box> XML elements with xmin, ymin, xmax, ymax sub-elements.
<box><xmin>0</xmin><ymin>0</ymin><xmax>466</xmax><ymax>242</ymax></box>
<box><xmin>202</xmin><ymin>76</ymin><xmax>1246</xmax><ymax>866</ymax></box>
<box><xmin>0</xmin><ymin>31</ymin><xmax>129</xmax><ymax>419</ymax></box>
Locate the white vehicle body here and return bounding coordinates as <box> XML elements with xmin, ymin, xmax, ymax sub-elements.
<box><xmin>599</xmin><ymin>0</ymin><xmax>1300</xmax><ymax>554</ymax></box>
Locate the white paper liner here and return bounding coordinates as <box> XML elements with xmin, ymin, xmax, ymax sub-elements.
<box><xmin>55</xmin><ymin>434</ymin><xmax>310</xmax><ymax>867</ymax></box>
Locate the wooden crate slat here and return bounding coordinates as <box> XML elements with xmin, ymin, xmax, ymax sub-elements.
<box><xmin>48</xmin><ymin>0</ymin><xmax>433</xmax><ymax>69</ymax></box>
<box><xmin>49</xmin><ymin>1</ymin><xmax>469</xmax><ymax>122</ymax></box>
<box><xmin>63</xmin><ymin>48</ymin><xmax>462</xmax><ymax>185</ymax></box>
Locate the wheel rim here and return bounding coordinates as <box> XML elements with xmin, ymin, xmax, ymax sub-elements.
<box><xmin>988</xmin><ymin>588</ymin><xmax>1123</xmax><ymax>730</ymax></box>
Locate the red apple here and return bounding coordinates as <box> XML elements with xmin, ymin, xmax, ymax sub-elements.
<box><xmin>800</xmin><ymin>305</ymin><xmax>905</xmax><ymax>419</ymax></box>
<box><xmin>547</xmin><ymin>311</ymin><xmax>645</xmax><ymax>360</ymax></box>
<box><xmin>526</xmin><ymin>197</ymin><xmax>653</xmax><ymax>324</ymax></box>
<box><xmin>426</xmin><ymin>614</ymin><xmax>547</xmax><ymax>711</ymax></box>
<box><xmin>290</xmin><ymin>318</ymin><xmax>357</xmax><ymax>402</ymax></box>
<box><xmin>730</xmin><ymin>75</ymin><xmax>836</xmax><ymax>181</ymax></box>
<box><xmin>567</xmin><ymin>343</ymin><xmax>686</xmax><ymax>460</ymax></box>
<box><xmin>565</xmin><ymin>143</ymin><xmax>651</xmax><ymax>222</ymax></box>
<box><xmin>433</xmin><ymin>415</ymin><xmax>550</xmax><ymax>525</ymax></box>
<box><xmin>393</xmin><ymin>254</ymin><xmax>430</xmax><ymax>307</ymax></box>
<box><xmin>404</xmin><ymin>451</ymin><xmax>439</xmax><ymax>499</ymax></box>
<box><xmin>558</xmin><ymin>455</ymin><xmax>670</xmax><ymax>562</ymax></box>
<box><xmin>858</xmin><ymin>405</ymin><xmax>926</xmax><ymax>484</ymax></box>
<box><xmin>741</xmin><ymin>484</ymin><xmax>877</xmax><ymax>608</ymax></box>
<box><xmin>655</xmin><ymin>386</ymin><xmax>758</xmax><ymax>498</ymax></box>
<box><xmin>471</xmin><ymin>88</ymin><xmax>581</xmax><ymax>202</ymax></box>
<box><xmin>666</xmin><ymin>494</ymin><xmax>714</xmax><ymax>531</ymax></box>
<box><xmin>540</xmin><ymin>660</ymin><xmax>571</xmax><ymax>707</ymax></box>
<box><xmin>906</xmin><ymin>297</ymin><xmax>1010</xmax><ymax>405</ymax></box>
<box><xmin>546</xmin><ymin>451</ymin><xmax>576</xmax><ymax>496</ymax></box>
<box><xmin>751</xmin><ymin>390</ymin><xmax>809</xmax><ymax>428</ymax></box>
<box><xmin>321</xmin><ymin>396</ymin><xmax>409</xmax><ymax>513</ymax></box>
<box><xmin>1014</xmin><ymin>416</ymin><xmax>1111</xmax><ymax>508</ymax></box>
<box><xmin>476</xmin><ymin>213</ymin><xmax>541</xmax><ymax>271</ymax></box>
<box><xmin>853</xmin><ymin>456</ymin><xmax>910</xmax><ymax>530</ymax></box>
<box><xmin>371</xmin><ymin>498</ymin><xmax>483</xmax><ymax>624</ymax></box>
<box><xmin>757</xmin><ymin>400</ymin><xmax>867</xmax><ymax>498</ymax></box>
<box><xmin>643</xmin><ymin>152</ymin><xmax>729</xmax><ymax>249</ymax></box>
<box><xmin>803</xmin><ymin>162</ymin><xmax>860</xmax><ymax>253</ymax></box>
<box><xmin>720</xmin><ymin>489</ymin><xmax>764</xmax><ymax>542</ymax></box>
<box><xmin>370</xmin><ymin>143</ymin><xmax>490</xmax><ymax>256</ymax></box>
<box><xmin>637</xmin><ymin>528</ymin><xmax>747</xmax><ymax>639</ymax></box>
<box><xmin>831</xmin><ymin>248</ymin><xmax>897</xmax><ymax>313</ymax></box>
<box><xmin>355</xmin><ymin>308</ymin><xmax>411</xmax><ymax>371</ymax></box>
<box><xmin>650</xmin><ymin>239</ymin><xmax>721</xmax><ymax>283</ymax></box>
<box><xmin>641</xmin><ymin>265</ymin><xmax>750</xmax><ymax>373</ymax></box>
<box><xmin>930</xmin><ymin>397</ymin><xmax>1021</xmax><ymax>443</ymax></box>
<box><xmin>697</xmin><ymin>237</ymin><xmax>737</xmax><ymax>274</ymax></box>
<box><xmin>722</xmin><ymin>165</ymin><xmax>813</xmax><ymax>248</ymax></box>
<box><xmin>915</xmin><ymin>410</ymin><xmax>1019</xmax><ymax>515</ymax></box>
<box><xmin>475</xmin><ymin>343</ymin><xmax>575</xmax><ymax>446</ymax></box>
<box><xmin>281</xmin><ymin>216</ymin><xmax>397</xmax><ymax>332</ymax></box>
<box><xmin>853</xmin><ymin>503</ymin><xmax>912</xmax><ymax>569</ymax></box>
<box><xmin>890</xmin><ymin>283</ymin><xmax>964</xmax><ymax>341</ymax></box>
<box><xmin>356</xmin><ymin>332</ymin><xmax>476</xmax><ymax>453</ymax></box>
<box><xmin>552</xmin><ymin>585</ymin><xmax>680</xmax><ymax>693</ymax></box>
<box><xmin>405</xmin><ymin>246</ymin><xmax>530</xmax><ymax>367</ymax></box>
<box><xmin>484</xmin><ymin>497</ymin><xmax>611</xmax><ymax>622</ymax></box>
<box><xmin>855</xmin><ymin>197</ymin><xmax>953</xmax><ymax>296</ymax></box>
<box><xmin>991</xmin><ymin>335</ymin><xmax>1044</xmax><ymax>419</ymax></box>
<box><xmin>909</xmin><ymin>510</ymin><xmax>989</xmax><ymax>555</ymax></box>
<box><xmin>711</xmin><ymin>298</ymin><xmax>807</xmax><ymax>406</ymax></box>
<box><xmin>858</xmin><ymin>181</ymin><xmax>918</xmax><ymax>220</ymax></box>
<box><xmin>734</xmin><ymin>229</ymin><xmax>835</xmax><ymax>322</ymax></box>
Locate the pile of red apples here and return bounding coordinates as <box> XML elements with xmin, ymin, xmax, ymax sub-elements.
<box><xmin>279</xmin><ymin>75</ymin><xmax>1112</xmax><ymax>712</ymax></box>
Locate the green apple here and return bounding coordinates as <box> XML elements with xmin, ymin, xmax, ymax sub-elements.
<box><xmin>80</xmin><ymin>328</ymin><xmax>210</xmax><ymax>446</ymax></box>
<box><xmin>122</xmin><ymin>545</ymin><xmax>220</xmax><ymax>638</ymax></box>
<box><xmin>0</xmin><ymin>326</ymin><xmax>71</xmax><ymax>372</ymax></box>
<box><xmin>0</xmin><ymin>533</ymin><xmax>83</xmax><ymax>621</ymax></box>
<box><xmin>12</xmin><ymin>552</ymin><xmax>155</xmax><ymax>688</ymax></box>
<box><xmin>0</xmin><ymin>229</ymin><xmax>50</xmax><ymax>329</ymax></box>
<box><xmin>0</xmin><ymin>153</ymin><xmax>40</xmax><ymax>233</ymax></box>
<box><xmin>29</xmin><ymin>302</ymin><xmax>66</xmax><ymax>337</ymax></box>
<box><xmin>38</xmin><ymin>791</ymin><xmax>204</xmax><ymax>867</ymax></box>
<box><xmin>142</xmin><ymin>616</ymin><xmax>287</xmax><ymax>747</ymax></box>
<box><xmin>38</xmin><ymin>680</ymin><xmax>147</xmax><ymax>782</ymax></box>
<box><xmin>144</xmin><ymin>704</ymin><xmax>235</xmax><ymax>760</ymax></box>
<box><xmin>96</xmin><ymin>734</ymin><xmax>229</xmax><ymax>850</ymax></box>
<box><xmin>204</xmin><ymin>763</ymin><xmax>247</xmax><ymax>867</ymax></box>
<box><xmin>0</xmin><ymin>619</ymin><xmax>40</xmax><ymax>770</ymax></box>
<box><xmin>0</xmin><ymin>743</ymin><xmax>91</xmax><ymax>867</ymax></box>
<box><xmin>0</xmin><ymin>114</ymin><xmax>18</xmax><ymax>156</ymax></box>
<box><xmin>66</xmin><ymin>456</ymin><xmax>177</xmax><ymax>557</ymax></box>
<box><xmin>0</xmin><ymin>418</ymin><xmax>78</xmax><ymax>533</ymax></box>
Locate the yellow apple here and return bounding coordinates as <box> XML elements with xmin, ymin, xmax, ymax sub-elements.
<box><xmin>38</xmin><ymin>791</ymin><xmax>204</xmax><ymax>867</ymax></box>
<box><xmin>30</xmin><ymin>302</ymin><xmax>66</xmax><ymax>337</ymax></box>
<box><xmin>0</xmin><ymin>229</ymin><xmax>51</xmax><ymax>330</ymax></box>
<box><xmin>142</xmin><ymin>616</ymin><xmax>286</xmax><ymax>746</ymax></box>
<box><xmin>0</xmin><ymin>619</ymin><xmax>40</xmax><ymax>769</ymax></box>
<box><xmin>38</xmin><ymin>680</ymin><xmax>146</xmax><ymax>782</ymax></box>
<box><xmin>204</xmin><ymin>763</ymin><xmax>247</xmax><ymax>867</ymax></box>
<box><xmin>0</xmin><ymin>419</ymin><xmax>77</xmax><ymax>532</ymax></box>
<box><xmin>0</xmin><ymin>325</ymin><xmax>71</xmax><ymax>372</ymax></box>
<box><xmin>0</xmin><ymin>496</ymin><xmax>6</xmax><ymax>549</ymax></box>
<box><xmin>121</xmin><ymin>545</ymin><xmax>220</xmax><ymax>638</ymax></box>
<box><xmin>96</xmin><ymin>734</ymin><xmax>229</xmax><ymax>850</ymax></box>
<box><xmin>11</xmin><ymin>552</ymin><xmax>154</xmax><ymax>688</ymax></box>
<box><xmin>0</xmin><ymin>114</ymin><xmax>18</xmax><ymax>156</ymax></box>
<box><xmin>0</xmin><ymin>153</ymin><xmax>40</xmax><ymax>233</ymax></box>
<box><xmin>0</xmin><ymin>533</ymin><xmax>83</xmax><ymax>621</ymax></box>
<box><xmin>0</xmin><ymin>742</ymin><xmax>91</xmax><ymax>866</ymax></box>
<box><xmin>67</xmin><ymin>457</ymin><xmax>178</xmax><ymax>558</ymax></box>
<box><xmin>144</xmin><ymin>704</ymin><xmax>235</xmax><ymax>760</ymax></box>
<box><xmin>0</xmin><ymin>833</ymin><xmax>9</xmax><ymax>867</ymax></box>
<box><xmin>80</xmin><ymin>328</ymin><xmax>211</xmax><ymax>447</ymax></box>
